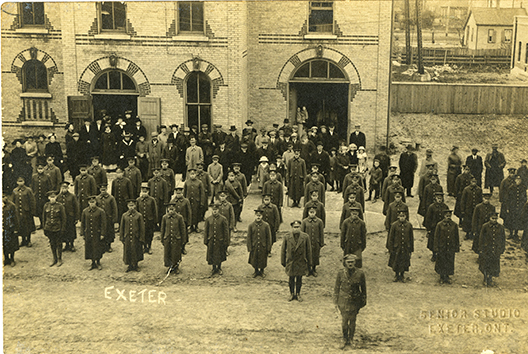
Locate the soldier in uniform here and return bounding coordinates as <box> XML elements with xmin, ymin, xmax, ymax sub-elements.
<box><xmin>304</xmin><ymin>171</ymin><xmax>325</xmax><ymax>206</ymax></box>
<box><xmin>112</xmin><ymin>167</ymin><xmax>134</xmax><ymax>225</ymax></box>
<box><xmin>232</xmin><ymin>163</ymin><xmax>248</xmax><ymax>221</ymax></box>
<box><xmin>204</xmin><ymin>203</ymin><xmax>229</xmax><ymax>276</ymax></box>
<box><xmin>74</xmin><ymin>165</ymin><xmax>98</xmax><ymax>212</ymax></box>
<box><xmin>87</xmin><ymin>156</ymin><xmax>108</xmax><ymax>189</ymax></box>
<box><xmin>484</xmin><ymin>144</ymin><xmax>506</xmax><ymax>194</ymax></box>
<box><xmin>170</xmin><ymin>186</ymin><xmax>192</xmax><ymax>253</ymax></box>
<box><xmin>160</xmin><ymin>202</ymin><xmax>187</xmax><ymax>274</ymax></box>
<box><xmin>333</xmin><ymin>254</ymin><xmax>367</xmax><ymax>348</ymax></box>
<box><xmin>124</xmin><ymin>157</ymin><xmax>143</xmax><ymax>197</ymax></box>
<box><xmin>247</xmin><ymin>207</ymin><xmax>272</xmax><ymax>277</ymax></box>
<box><xmin>387</xmin><ymin>209</ymin><xmax>414</xmax><ymax>282</ymax></box>
<box><xmin>137</xmin><ymin>182</ymin><xmax>158</xmax><ymax>254</ymax></box>
<box><xmin>418</xmin><ymin>172</ymin><xmax>442</xmax><ymax>217</ymax></box>
<box><xmin>3</xmin><ymin>195</ymin><xmax>19</xmax><ymax>266</ymax></box>
<box><xmin>478</xmin><ymin>212</ymin><xmax>505</xmax><ymax>287</ymax></box>
<box><xmin>259</xmin><ymin>193</ymin><xmax>281</xmax><ymax>254</ymax></box>
<box><xmin>504</xmin><ymin>175</ymin><xmax>527</xmax><ymax>239</ymax></box>
<box><xmin>80</xmin><ymin>196</ymin><xmax>106</xmax><ymax>270</ymax></box>
<box><xmin>196</xmin><ymin>162</ymin><xmax>211</xmax><ymax>221</ymax></box>
<box><xmin>263</xmin><ymin>170</ymin><xmax>284</xmax><ymax>222</ymax></box>
<box><xmin>434</xmin><ymin>210</ymin><xmax>460</xmax><ymax>284</ymax></box>
<box><xmin>340</xmin><ymin>207</ymin><xmax>367</xmax><ymax>268</ymax></box>
<box><xmin>287</xmin><ymin>148</ymin><xmax>306</xmax><ymax>207</ymax></box>
<box><xmin>383</xmin><ymin>174</ymin><xmax>406</xmax><ymax>216</ymax></box>
<box><xmin>499</xmin><ymin>168</ymin><xmax>517</xmax><ymax>223</ymax></box>
<box><xmin>424</xmin><ymin>192</ymin><xmax>449</xmax><ymax>262</ymax></box>
<box><xmin>454</xmin><ymin>165</ymin><xmax>473</xmax><ymax>222</ymax></box>
<box><xmin>303</xmin><ymin>189</ymin><xmax>326</xmax><ymax>226</ymax></box>
<box><xmin>184</xmin><ymin>168</ymin><xmax>206</xmax><ymax>233</ymax></box>
<box><xmin>42</xmin><ymin>191</ymin><xmax>67</xmax><ymax>267</ymax></box>
<box><xmin>282</xmin><ymin>220</ymin><xmax>312</xmax><ymax>301</ymax></box>
<box><xmin>343</xmin><ymin>174</ymin><xmax>365</xmax><ymax>212</ymax></box>
<box><xmin>217</xmin><ymin>190</ymin><xmax>235</xmax><ymax>252</ymax></box>
<box><xmin>447</xmin><ymin>146</ymin><xmax>462</xmax><ymax>196</ymax></box>
<box><xmin>224</xmin><ymin>169</ymin><xmax>243</xmax><ymax>230</ymax></box>
<box><xmin>301</xmin><ymin>206</ymin><xmax>325</xmax><ymax>276</ymax></box>
<box><xmin>120</xmin><ymin>199</ymin><xmax>145</xmax><ymax>272</ymax></box>
<box><xmin>160</xmin><ymin>158</ymin><xmax>176</xmax><ymax>193</ymax></box>
<box><xmin>45</xmin><ymin>156</ymin><xmax>62</xmax><ymax>191</ymax></box>
<box><xmin>471</xmin><ymin>192</ymin><xmax>495</xmax><ymax>254</ymax></box>
<box><xmin>384</xmin><ymin>192</ymin><xmax>408</xmax><ymax>232</ymax></box>
<box><xmin>399</xmin><ymin>144</ymin><xmax>418</xmax><ymax>197</ymax></box>
<box><xmin>32</xmin><ymin>163</ymin><xmax>52</xmax><ymax>228</ymax></box>
<box><xmin>12</xmin><ymin>176</ymin><xmax>36</xmax><ymax>247</ymax></box>
<box><xmin>460</xmin><ymin>177</ymin><xmax>483</xmax><ymax>240</ymax></box>
<box><xmin>148</xmin><ymin>167</ymin><xmax>170</xmax><ymax>230</ymax></box>
<box><xmin>57</xmin><ymin>182</ymin><xmax>80</xmax><ymax>252</ymax></box>
<box><xmin>381</xmin><ymin>165</ymin><xmax>398</xmax><ymax>202</ymax></box>
<box><xmin>95</xmin><ymin>184</ymin><xmax>118</xmax><ymax>253</ymax></box>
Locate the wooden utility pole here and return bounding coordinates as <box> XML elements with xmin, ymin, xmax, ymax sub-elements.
<box><xmin>415</xmin><ymin>0</ymin><xmax>425</xmax><ymax>74</ymax></box>
<box><xmin>404</xmin><ymin>0</ymin><xmax>411</xmax><ymax>64</ymax></box>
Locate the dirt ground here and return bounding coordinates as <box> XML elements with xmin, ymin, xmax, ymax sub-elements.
<box><xmin>3</xmin><ymin>113</ymin><xmax>528</xmax><ymax>353</ymax></box>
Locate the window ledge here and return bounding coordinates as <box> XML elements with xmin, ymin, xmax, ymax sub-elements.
<box><xmin>172</xmin><ymin>35</ymin><xmax>209</xmax><ymax>42</ymax></box>
<box><xmin>21</xmin><ymin>121</ymin><xmax>54</xmax><ymax>127</ymax></box>
<box><xmin>15</xmin><ymin>27</ymin><xmax>49</xmax><ymax>34</ymax></box>
<box><xmin>94</xmin><ymin>33</ymin><xmax>132</xmax><ymax>40</ymax></box>
<box><xmin>304</xmin><ymin>34</ymin><xmax>338</xmax><ymax>40</ymax></box>
<box><xmin>20</xmin><ymin>92</ymin><xmax>52</xmax><ymax>99</ymax></box>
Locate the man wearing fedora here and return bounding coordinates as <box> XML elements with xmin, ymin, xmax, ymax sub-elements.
<box><xmin>466</xmin><ymin>148</ymin><xmax>484</xmax><ymax>187</ymax></box>
<box><xmin>484</xmin><ymin>144</ymin><xmax>506</xmax><ymax>194</ymax></box>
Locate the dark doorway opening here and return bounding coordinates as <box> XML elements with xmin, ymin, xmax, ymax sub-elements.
<box><xmin>92</xmin><ymin>94</ymin><xmax>138</xmax><ymax>122</ymax></box>
<box><xmin>289</xmin><ymin>82</ymin><xmax>349</xmax><ymax>142</ymax></box>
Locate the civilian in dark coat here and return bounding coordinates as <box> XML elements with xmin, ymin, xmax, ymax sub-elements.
<box><xmin>204</xmin><ymin>205</ymin><xmax>229</xmax><ymax>275</ymax></box>
<box><xmin>12</xmin><ymin>176</ymin><xmax>36</xmax><ymax>247</ymax></box>
<box><xmin>484</xmin><ymin>144</ymin><xmax>506</xmax><ymax>193</ymax></box>
<box><xmin>460</xmin><ymin>178</ymin><xmax>483</xmax><ymax>239</ymax></box>
<box><xmin>160</xmin><ymin>202</ymin><xmax>187</xmax><ymax>273</ymax></box>
<box><xmin>471</xmin><ymin>193</ymin><xmax>495</xmax><ymax>254</ymax></box>
<box><xmin>42</xmin><ymin>191</ymin><xmax>67</xmax><ymax>267</ymax></box>
<box><xmin>518</xmin><ymin>159</ymin><xmax>528</xmax><ymax>189</ymax></box>
<box><xmin>374</xmin><ymin>146</ymin><xmax>391</xmax><ymax>182</ymax></box>
<box><xmin>137</xmin><ymin>183</ymin><xmax>158</xmax><ymax>254</ymax></box>
<box><xmin>111</xmin><ymin>168</ymin><xmax>135</xmax><ymax>223</ymax></box>
<box><xmin>478</xmin><ymin>213</ymin><xmax>505</xmax><ymax>286</ymax></box>
<box><xmin>10</xmin><ymin>139</ymin><xmax>32</xmax><ymax>184</ymax></box>
<box><xmin>119</xmin><ymin>199</ymin><xmax>145</xmax><ymax>272</ymax></box>
<box><xmin>301</xmin><ymin>207</ymin><xmax>325</xmax><ymax>275</ymax></box>
<box><xmin>80</xmin><ymin>196</ymin><xmax>107</xmax><ymax>270</ymax></box>
<box><xmin>3</xmin><ymin>196</ymin><xmax>19</xmax><ymax>266</ymax></box>
<box><xmin>236</xmin><ymin>143</ymin><xmax>256</xmax><ymax>187</ymax></box>
<box><xmin>434</xmin><ymin>210</ymin><xmax>460</xmax><ymax>284</ymax></box>
<box><xmin>340</xmin><ymin>208</ymin><xmax>367</xmax><ymax>268</ymax></box>
<box><xmin>333</xmin><ymin>254</ymin><xmax>366</xmax><ymax>348</ymax></box>
<box><xmin>281</xmin><ymin>220</ymin><xmax>312</xmax><ymax>301</ymax></box>
<box><xmin>247</xmin><ymin>208</ymin><xmax>273</xmax><ymax>277</ymax></box>
<box><xmin>387</xmin><ymin>210</ymin><xmax>414</xmax><ymax>282</ymax></box>
<box><xmin>310</xmin><ymin>142</ymin><xmax>330</xmax><ymax>177</ymax></box>
<box><xmin>466</xmin><ymin>149</ymin><xmax>484</xmax><ymax>187</ymax></box>
<box><xmin>348</xmin><ymin>125</ymin><xmax>366</xmax><ymax>149</ymax></box>
<box><xmin>44</xmin><ymin>134</ymin><xmax>64</xmax><ymax>174</ymax></box>
<box><xmin>398</xmin><ymin>145</ymin><xmax>418</xmax><ymax>197</ymax></box>
<box><xmin>57</xmin><ymin>182</ymin><xmax>80</xmax><ymax>252</ymax></box>
<box><xmin>117</xmin><ymin>133</ymin><xmax>136</xmax><ymax>169</ymax></box>
<box><xmin>67</xmin><ymin>133</ymin><xmax>86</xmax><ymax>180</ymax></box>
<box><xmin>101</xmin><ymin>126</ymin><xmax>118</xmax><ymax>167</ymax></box>
<box><xmin>95</xmin><ymin>184</ymin><xmax>118</xmax><ymax>253</ymax></box>
<box><xmin>79</xmin><ymin>118</ymin><xmax>99</xmax><ymax>159</ymax></box>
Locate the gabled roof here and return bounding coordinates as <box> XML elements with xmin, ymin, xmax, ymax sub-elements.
<box><xmin>464</xmin><ymin>7</ymin><xmax>527</xmax><ymax>28</ymax></box>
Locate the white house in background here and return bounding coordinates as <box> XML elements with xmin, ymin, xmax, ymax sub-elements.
<box><xmin>511</xmin><ymin>16</ymin><xmax>528</xmax><ymax>79</ymax></box>
<box><xmin>463</xmin><ymin>7</ymin><xmax>527</xmax><ymax>50</ymax></box>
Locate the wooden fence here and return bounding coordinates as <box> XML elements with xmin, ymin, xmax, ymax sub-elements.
<box><xmin>391</xmin><ymin>82</ymin><xmax>528</xmax><ymax>114</ymax></box>
<box><xmin>393</xmin><ymin>48</ymin><xmax>511</xmax><ymax>66</ymax></box>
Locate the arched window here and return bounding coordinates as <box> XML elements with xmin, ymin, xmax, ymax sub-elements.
<box><xmin>22</xmin><ymin>59</ymin><xmax>48</xmax><ymax>92</ymax></box>
<box><xmin>186</xmin><ymin>71</ymin><xmax>211</xmax><ymax>128</ymax></box>
<box><xmin>292</xmin><ymin>59</ymin><xmax>346</xmax><ymax>81</ymax></box>
<box><xmin>92</xmin><ymin>70</ymin><xmax>137</xmax><ymax>93</ymax></box>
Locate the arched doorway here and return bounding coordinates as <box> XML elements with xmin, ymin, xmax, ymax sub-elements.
<box><xmin>289</xmin><ymin>59</ymin><xmax>349</xmax><ymax>141</ymax></box>
<box><xmin>91</xmin><ymin>69</ymin><xmax>139</xmax><ymax>122</ymax></box>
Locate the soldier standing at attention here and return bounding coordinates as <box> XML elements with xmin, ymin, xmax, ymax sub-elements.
<box><xmin>160</xmin><ymin>202</ymin><xmax>187</xmax><ymax>275</ymax></box>
<box><xmin>340</xmin><ymin>207</ymin><xmax>367</xmax><ymax>268</ymax></box>
<box><xmin>281</xmin><ymin>220</ymin><xmax>312</xmax><ymax>302</ymax></box>
<box><xmin>434</xmin><ymin>209</ymin><xmax>460</xmax><ymax>284</ymax></box>
<box><xmin>184</xmin><ymin>168</ymin><xmax>206</xmax><ymax>233</ymax></box>
<box><xmin>333</xmin><ymin>254</ymin><xmax>367</xmax><ymax>349</ymax></box>
<box><xmin>74</xmin><ymin>165</ymin><xmax>98</xmax><ymax>213</ymax></box>
<box><xmin>247</xmin><ymin>207</ymin><xmax>272</xmax><ymax>277</ymax></box>
<box><xmin>80</xmin><ymin>196</ymin><xmax>106</xmax><ymax>270</ymax></box>
<box><xmin>386</xmin><ymin>209</ymin><xmax>414</xmax><ymax>282</ymax></box>
<box><xmin>120</xmin><ymin>199</ymin><xmax>145</xmax><ymax>272</ymax></box>
<box><xmin>204</xmin><ymin>203</ymin><xmax>229</xmax><ymax>276</ymax></box>
<box><xmin>478</xmin><ymin>212</ymin><xmax>505</xmax><ymax>287</ymax></box>
<box><xmin>42</xmin><ymin>191</ymin><xmax>67</xmax><ymax>267</ymax></box>
<box><xmin>301</xmin><ymin>206</ymin><xmax>325</xmax><ymax>277</ymax></box>
<box><xmin>3</xmin><ymin>195</ymin><xmax>19</xmax><ymax>266</ymax></box>
<box><xmin>12</xmin><ymin>176</ymin><xmax>36</xmax><ymax>247</ymax></box>
<box><xmin>137</xmin><ymin>183</ymin><xmax>158</xmax><ymax>254</ymax></box>
<box><xmin>149</xmin><ymin>167</ymin><xmax>169</xmax><ymax>230</ymax></box>
<box><xmin>95</xmin><ymin>184</ymin><xmax>118</xmax><ymax>253</ymax></box>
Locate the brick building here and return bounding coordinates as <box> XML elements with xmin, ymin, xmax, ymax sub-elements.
<box><xmin>2</xmin><ymin>1</ymin><xmax>392</xmax><ymax>149</ymax></box>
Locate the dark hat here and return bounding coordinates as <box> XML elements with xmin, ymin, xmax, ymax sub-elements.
<box><xmin>60</xmin><ymin>182</ymin><xmax>71</xmax><ymax>187</ymax></box>
<box><xmin>229</xmin><ymin>125</ymin><xmax>237</xmax><ymax>131</ymax></box>
<box><xmin>191</xmin><ymin>125</ymin><xmax>197</xmax><ymax>130</ymax></box>
<box><xmin>11</xmin><ymin>138</ymin><xmax>25</xmax><ymax>145</ymax></box>
<box><xmin>320</xmin><ymin>125</ymin><xmax>327</xmax><ymax>129</ymax></box>
<box><xmin>451</xmin><ymin>145</ymin><xmax>459</xmax><ymax>151</ymax></box>
<box><xmin>316</xmin><ymin>141</ymin><xmax>324</xmax><ymax>146</ymax></box>
<box><xmin>213</xmin><ymin>124</ymin><xmax>222</xmax><ymax>128</ymax></box>
<box><xmin>46</xmin><ymin>190</ymin><xmax>58</xmax><ymax>197</ymax></box>
<box><xmin>426</xmin><ymin>163</ymin><xmax>435</xmax><ymax>167</ymax></box>
<box><xmin>489</xmin><ymin>211</ymin><xmax>499</xmax><ymax>217</ymax></box>
<box><xmin>87</xmin><ymin>195</ymin><xmax>98</xmax><ymax>201</ymax></box>
<box><xmin>349</xmin><ymin>163</ymin><xmax>358</xmax><ymax>168</ymax></box>
<box><xmin>293</xmin><ymin>147</ymin><xmax>301</xmax><ymax>152</ymax></box>
<box><xmin>140</xmin><ymin>182</ymin><xmax>149</xmax><ymax>189</ymax></box>
<box><xmin>492</xmin><ymin>143</ymin><xmax>498</xmax><ymax>148</ymax></box>
<box><xmin>187</xmin><ymin>167</ymin><xmax>197</xmax><ymax>172</ymax></box>
<box><xmin>307</xmin><ymin>206</ymin><xmax>317</xmax><ymax>211</ymax></box>
<box><xmin>389</xmin><ymin>165</ymin><xmax>398</xmax><ymax>170</ymax></box>
<box><xmin>254</xmin><ymin>207</ymin><xmax>264</xmax><ymax>214</ymax></box>
<box><xmin>127</xmin><ymin>156</ymin><xmax>136</xmax><ymax>162</ymax></box>
<box><xmin>37</xmin><ymin>162</ymin><xmax>46</xmax><ymax>168</ymax></box>
<box><xmin>426</xmin><ymin>149</ymin><xmax>433</xmax><ymax>154</ymax></box>
<box><xmin>170</xmin><ymin>124</ymin><xmax>178</xmax><ymax>128</ymax></box>
<box><xmin>152</xmin><ymin>167</ymin><xmax>161</xmax><ymax>172</ymax></box>
<box><xmin>126</xmin><ymin>199</ymin><xmax>137</xmax><ymax>204</ymax></box>
<box><xmin>269</xmin><ymin>169</ymin><xmax>277</xmax><ymax>174</ymax></box>
<box><xmin>393</xmin><ymin>191</ymin><xmax>403</xmax><ymax>196</ymax></box>
<box><xmin>443</xmin><ymin>209</ymin><xmax>453</xmax><ymax>214</ymax></box>
<box><xmin>160</xmin><ymin>158</ymin><xmax>170</xmax><ymax>163</ymax></box>
<box><xmin>521</xmin><ymin>159</ymin><xmax>527</xmax><ymax>163</ymax></box>
<box><xmin>290</xmin><ymin>220</ymin><xmax>301</xmax><ymax>227</ymax></box>
<box><xmin>472</xmin><ymin>148</ymin><xmax>479</xmax><ymax>152</ymax></box>
<box><xmin>434</xmin><ymin>192</ymin><xmax>444</xmax><ymax>196</ymax></box>
<box><xmin>272</xmin><ymin>123</ymin><xmax>279</xmax><ymax>129</ymax></box>
<box><xmin>397</xmin><ymin>208</ymin><xmax>407</xmax><ymax>214</ymax></box>
<box><xmin>245</xmin><ymin>119</ymin><xmax>254</xmax><ymax>125</ymax></box>
<box><xmin>430</xmin><ymin>173</ymin><xmax>439</xmax><ymax>178</ymax></box>
<box><xmin>174</xmin><ymin>185</ymin><xmax>184</xmax><ymax>191</ymax></box>
<box><xmin>261</xmin><ymin>192</ymin><xmax>272</xmax><ymax>197</ymax></box>
<box><xmin>99</xmin><ymin>184</ymin><xmax>108</xmax><ymax>188</ymax></box>
<box><xmin>212</xmin><ymin>155</ymin><xmax>220</xmax><ymax>160</ymax></box>
<box><xmin>232</xmin><ymin>162</ymin><xmax>241</xmax><ymax>167</ymax></box>
<box><xmin>196</xmin><ymin>162</ymin><xmax>204</xmax><ymax>166</ymax></box>
<box><xmin>91</xmin><ymin>156</ymin><xmax>100</xmax><ymax>161</ymax></box>
<box><xmin>212</xmin><ymin>202</ymin><xmax>221</xmax><ymax>210</ymax></box>
<box><xmin>283</xmin><ymin>118</ymin><xmax>290</xmax><ymax>123</ymax></box>
<box><xmin>331</xmin><ymin>147</ymin><xmax>337</xmax><ymax>151</ymax></box>
<box><xmin>46</xmin><ymin>155</ymin><xmax>55</xmax><ymax>161</ymax></box>
<box><xmin>310</xmin><ymin>171</ymin><xmax>319</xmax><ymax>176</ymax></box>
<box><xmin>311</xmin><ymin>163</ymin><xmax>320</xmax><ymax>168</ymax></box>
<box><xmin>83</xmin><ymin>117</ymin><xmax>91</xmax><ymax>121</ymax></box>
<box><xmin>165</xmin><ymin>202</ymin><xmax>177</xmax><ymax>206</ymax></box>
<box><xmin>16</xmin><ymin>176</ymin><xmax>26</xmax><ymax>182</ymax></box>
<box><xmin>482</xmin><ymin>192</ymin><xmax>492</xmax><ymax>197</ymax></box>
<box><xmin>310</xmin><ymin>189</ymin><xmax>319</xmax><ymax>195</ymax></box>
<box><xmin>79</xmin><ymin>164</ymin><xmax>88</xmax><ymax>169</ymax></box>
<box><xmin>508</xmin><ymin>167</ymin><xmax>517</xmax><ymax>172</ymax></box>
<box><xmin>217</xmin><ymin>189</ymin><xmax>227</xmax><ymax>195</ymax></box>
<box><xmin>350</xmin><ymin>206</ymin><xmax>361</xmax><ymax>212</ymax></box>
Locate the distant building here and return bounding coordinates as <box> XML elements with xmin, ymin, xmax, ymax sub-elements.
<box><xmin>463</xmin><ymin>7</ymin><xmax>527</xmax><ymax>50</ymax></box>
<box><xmin>1</xmin><ymin>1</ymin><xmax>392</xmax><ymax>149</ymax></box>
<box><xmin>511</xmin><ymin>16</ymin><xmax>528</xmax><ymax>79</ymax></box>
